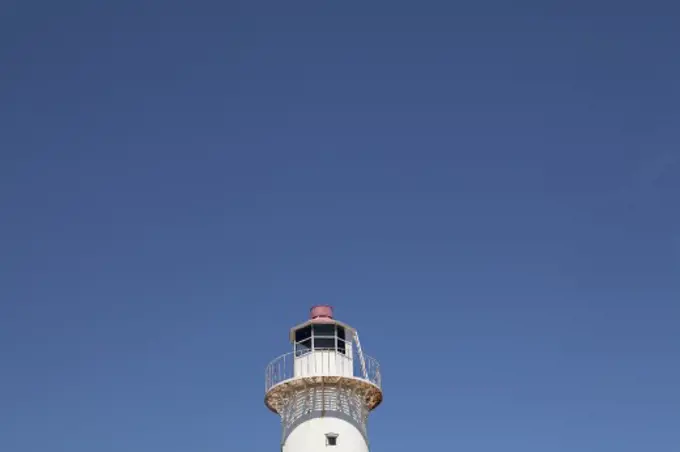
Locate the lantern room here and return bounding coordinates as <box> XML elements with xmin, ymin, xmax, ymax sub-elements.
<box><xmin>290</xmin><ymin>305</ymin><xmax>354</xmax><ymax>378</ymax></box>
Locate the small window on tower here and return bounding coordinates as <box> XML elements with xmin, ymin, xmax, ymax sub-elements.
<box><xmin>313</xmin><ymin>323</ymin><xmax>335</xmax><ymax>337</ymax></box>
<box><xmin>314</xmin><ymin>336</ymin><xmax>335</xmax><ymax>350</ymax></box>
<box><xmin>337</xmin><ymin>327</ymin><xmax>347</xmax><ymax>355</ymax></box>
<box><xmin>295</xmin><ymin>325</ymin><xmax>312</xmax><ymax>342</ymax></box>
<box><xmin>325</xmin><ymin>433</ymin><xmax>338</xmax><ymax>446</ymax></box>
<box><xmin>295</xmin><ymin>339</ymin><xmax>312</xmax><ymax>356</ymax></box>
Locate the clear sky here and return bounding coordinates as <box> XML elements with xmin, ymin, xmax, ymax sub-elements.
<box><xmin>1</xmin><ymin>1</ymin><xmax>679</xmax><ymax>452</ymax></box>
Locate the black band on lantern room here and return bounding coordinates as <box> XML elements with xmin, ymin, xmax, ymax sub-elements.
<box><xmin>294</xmin><ymin>323</ymin><xmax>347</xmax><ymax>356</ymax></box>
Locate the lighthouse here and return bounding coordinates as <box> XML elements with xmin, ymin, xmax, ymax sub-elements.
<box><xmin>265</xmin><ymin>306</ymin><xmax>383</xmax><ymax>452</ymax></box>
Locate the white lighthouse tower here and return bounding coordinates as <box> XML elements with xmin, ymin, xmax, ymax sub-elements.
<box><xmin>265</xmin><ymin>305</ymin><xmax>383</xmax><ymax>452</ymax></box>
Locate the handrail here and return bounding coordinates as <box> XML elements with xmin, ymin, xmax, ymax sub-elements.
<box><xmin>265</xmin><ymin>351</ymin><xmax>381</xmax><ymax>394</ymax></box>
<box><xmin>352</xmin><ymin>330</ymin><xmax>368</xmax><ymax>380</ymax></box>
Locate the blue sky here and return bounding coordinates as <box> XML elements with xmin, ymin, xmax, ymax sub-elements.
<box><xmin>1</xmin><ymin>1</ymin><xmax>679</xmax><ymax>451</ymax></box>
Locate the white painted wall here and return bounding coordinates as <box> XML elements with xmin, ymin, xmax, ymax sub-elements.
<box><xmin>283</xmin><ymin>417</ymin><xmax>368</xmax><ymax>452</ymax></box>
<box><xmin>294</xmin><ymin>350</ymin><xmax>353</xmax><ymax>378</ymax></box>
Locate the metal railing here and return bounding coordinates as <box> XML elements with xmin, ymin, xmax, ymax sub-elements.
<box><xmin>265</xmin><ymin>351</ymin><xmax>381</xmax><ymax>393</ymax></box>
